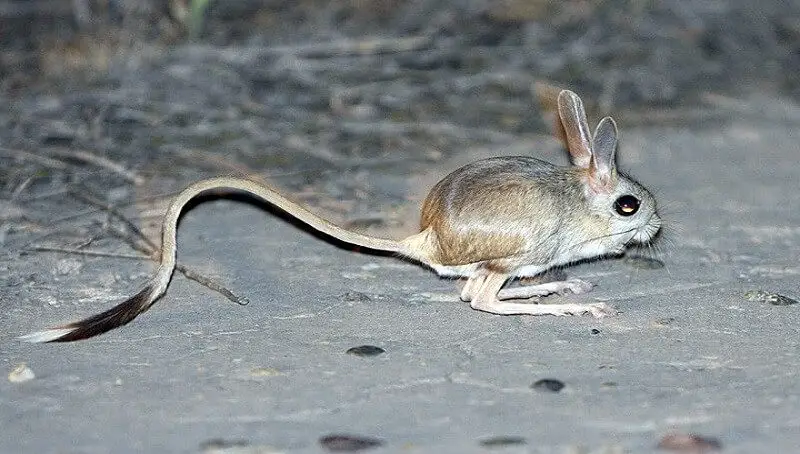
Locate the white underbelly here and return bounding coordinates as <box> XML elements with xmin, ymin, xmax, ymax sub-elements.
<box><xmin>431</xmin><ymin>262</ymin><xmax>550</xmax><ymax>279</ymax></box>
<box><xmin>430</xmin><ymin>263</ymin><xmax>480</xmax><ymax>278</ymax></box>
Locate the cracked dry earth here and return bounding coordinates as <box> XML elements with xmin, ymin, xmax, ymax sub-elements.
<box><xmin>3</xmin><ymin>96</ymin><xmax>800</xmax><ymax>453</ymax></box>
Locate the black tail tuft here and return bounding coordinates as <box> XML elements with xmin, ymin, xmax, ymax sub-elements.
<box><xmin>20</xmin><ymin>284</ymin><xmax>157</xmax><ymax>343</ymax></box>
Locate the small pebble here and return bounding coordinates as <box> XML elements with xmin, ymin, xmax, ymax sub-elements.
<box><xmin>653</xmin><ymin>317</ymin><xmax>676</xmax><ymax>326</ymax></box>
<box><xmin>341</xmin><ymin>292</ymin><xmax>372</xmax><ymax>303</ymax></box>
<box><xmin>250</xmin><ymin>367</ymin><xmax>283</xmax><ymax>377</ymax></box>
<box><xmin>199</xmin><ymin>438</ymin><xmax>249</xmax><ymax>453</ymax></box>
<box><xmin>591</xmin><ymin>328</ymin><xmax>601</xmax><ymax>335</ymax></box>
<box><xmin>744</xmin><ymin>290</ymin><xmax>798</xmax><ymax>306</ymax></box>
<box><xmin>319</xmin><ymin>434</ymin><xmax>384</xmax><ymax>452</ymax></box>
<box><xmin>346</xmin><ymin>345</ymin><xmax>385</xmax><ymax>357</ymax></box>
<box><xmin>8</xmin><ymin>364</ymin><xmax>35</xmax><ymax>383</ymax></box>
<box><xmin>657</xmin><ymin>433</ymin><xmax>721</xmax><ymax>452</ymax></box>
<box><xmin>479</xmin><ymin>436</ymin><xmax>527</xmax><ymax>447</ymax></box>
<box><xmin>623</xmin><ymin>255</ymin><xmax>665</xmax><ymax>269</ymax></box>
<box><xmin>54</xmin><ymin>258</ymin><xmax>83</xmax><ymax>275</ymax></box>
<box><xmin>531</xmin><ymin>378</ymin><xmax>565</xmax><ymax>393</ymax></box>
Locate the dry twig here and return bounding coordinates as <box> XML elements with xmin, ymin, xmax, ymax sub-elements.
<box><xmin>29</xmin><ymin>245</ymin><xmax>146</xmax><ymax>260</ymax></box>
<box><xmin>181</xmin><ymin>35</ymin><xmax>434</xmax><ymax>64</ymax></box>
<box><xmin>0</xmin><ymin>147</ymin><xmax>69</xmax><ymax>169</ymax></box>
<box><xmin>65</xmin><ymin>188</ymin><xmax>250</xmax><ymax>305</ymax></box>
<box><xmin>338</xmin><ymin>121</ymin><xmax>517</xmax><ymax>143</ymax></box>
<box><xmin>48</xmin><ymin>148</ymin><xmax>145</xmax><ymax>185</ymax></box>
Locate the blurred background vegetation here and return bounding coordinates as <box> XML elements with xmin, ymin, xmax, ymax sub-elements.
<box><xmin>3</xmin><ymin>0</ymin><xmax>800</xmax><ymax>104</ymax></box>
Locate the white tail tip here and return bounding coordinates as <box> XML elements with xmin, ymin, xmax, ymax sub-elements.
<box><xmin>18</xmin><ymin>328</ymin><xmax>78</xmax><ymax>343</ymax></box>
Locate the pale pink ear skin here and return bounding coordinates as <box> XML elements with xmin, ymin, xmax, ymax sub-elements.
<box><xmin>557</xmin><ymin>90</ymin><xmax>592</xmax><ymax>168</ymax></box>
<box><xmin>588</xmin><ymin>116</ymin><xmax>619</xmax><ymax>193</ymax></box>
<box><xmin>558</xmin><ymin>91</ymin><xmax>621</xmax><ymax>193</ymax></box>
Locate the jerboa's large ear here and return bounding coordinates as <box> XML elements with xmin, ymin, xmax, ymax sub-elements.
<box><xmin>589</xmin><ymin>116</ymin><xmax>618</xmax><ymax>190</ymax></box>
<box><xmin>557</xmin><ymin>90</ymin><xmax>592</xmax><ymax>168</ymax></box>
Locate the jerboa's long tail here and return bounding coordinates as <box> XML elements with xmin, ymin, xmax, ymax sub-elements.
<box><xmin>20</xmin><ymin>177</ymin><xmax>402</xmax><ymax>342</ymax></box>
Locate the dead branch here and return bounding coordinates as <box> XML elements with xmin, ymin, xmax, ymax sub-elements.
<box><xmin>0</xmin><ymin>147</ymin><xmax>69</xmax><ymax>169</ymax></box>
<box><xmin>338</xmin><ymin>121</ymin><xmax>517</xmax><ymax>143</ymax></box>
<box><xmin>180</xmin><ymin>35</ymin><xmax>434</xmax><ymax>64</ymax></box>
<box><xmin>29</xmin><ymin>245</ymin><xmax>146</xmax><ymax>260</ymax></box>
<box><xmin>71</xmin><ymin>188</ymin><xmax>249</xmax><ymax>305</ymax></box>
<box><xmin>48</xmin><ymin>148</ymin><xmax>145</xmax><ymax>185</ymax></box>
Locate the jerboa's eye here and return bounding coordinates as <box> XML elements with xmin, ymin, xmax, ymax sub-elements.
<box><xmin>614</xmin><ymin>195</ymin><xmax>640</xmax><ymax>216</ymax></box>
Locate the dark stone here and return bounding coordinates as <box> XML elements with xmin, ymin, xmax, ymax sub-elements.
<box><xmin>341</xmin><ymin>292</ymin><xmax>372</xmax><ymax>303</ymax></box>
<box><xmin>319</xmin><ymin>434</ymin><xmax>384</xmax><ymax>452</ymax></box>
<box><xmin>199</xmin><ymin>438</ymin><xmax>249</xmax><ymax>452</ymax></box>
<box><xmin>346</xmin><ymin>345</ymin><xmax>385</xmax><ymax>357</ymax></box>
<box><xmin>657</xmin><ymin>433</ymin><xmax>722</xmax><ymax>452</ymax></box>
<box><xmin>531</xmin><ymin>378</ymin><xmax>565</xmax><ymax>393</ymax></box>
<box><xmin>744</xmin><ymin>290</ymin><xmax>799</xmax><ymax>306</ymax></box>
<box><xmin>479</xmin><ymin>436</ymin><xmax>527</xmax><ymax>447</ymax></box>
